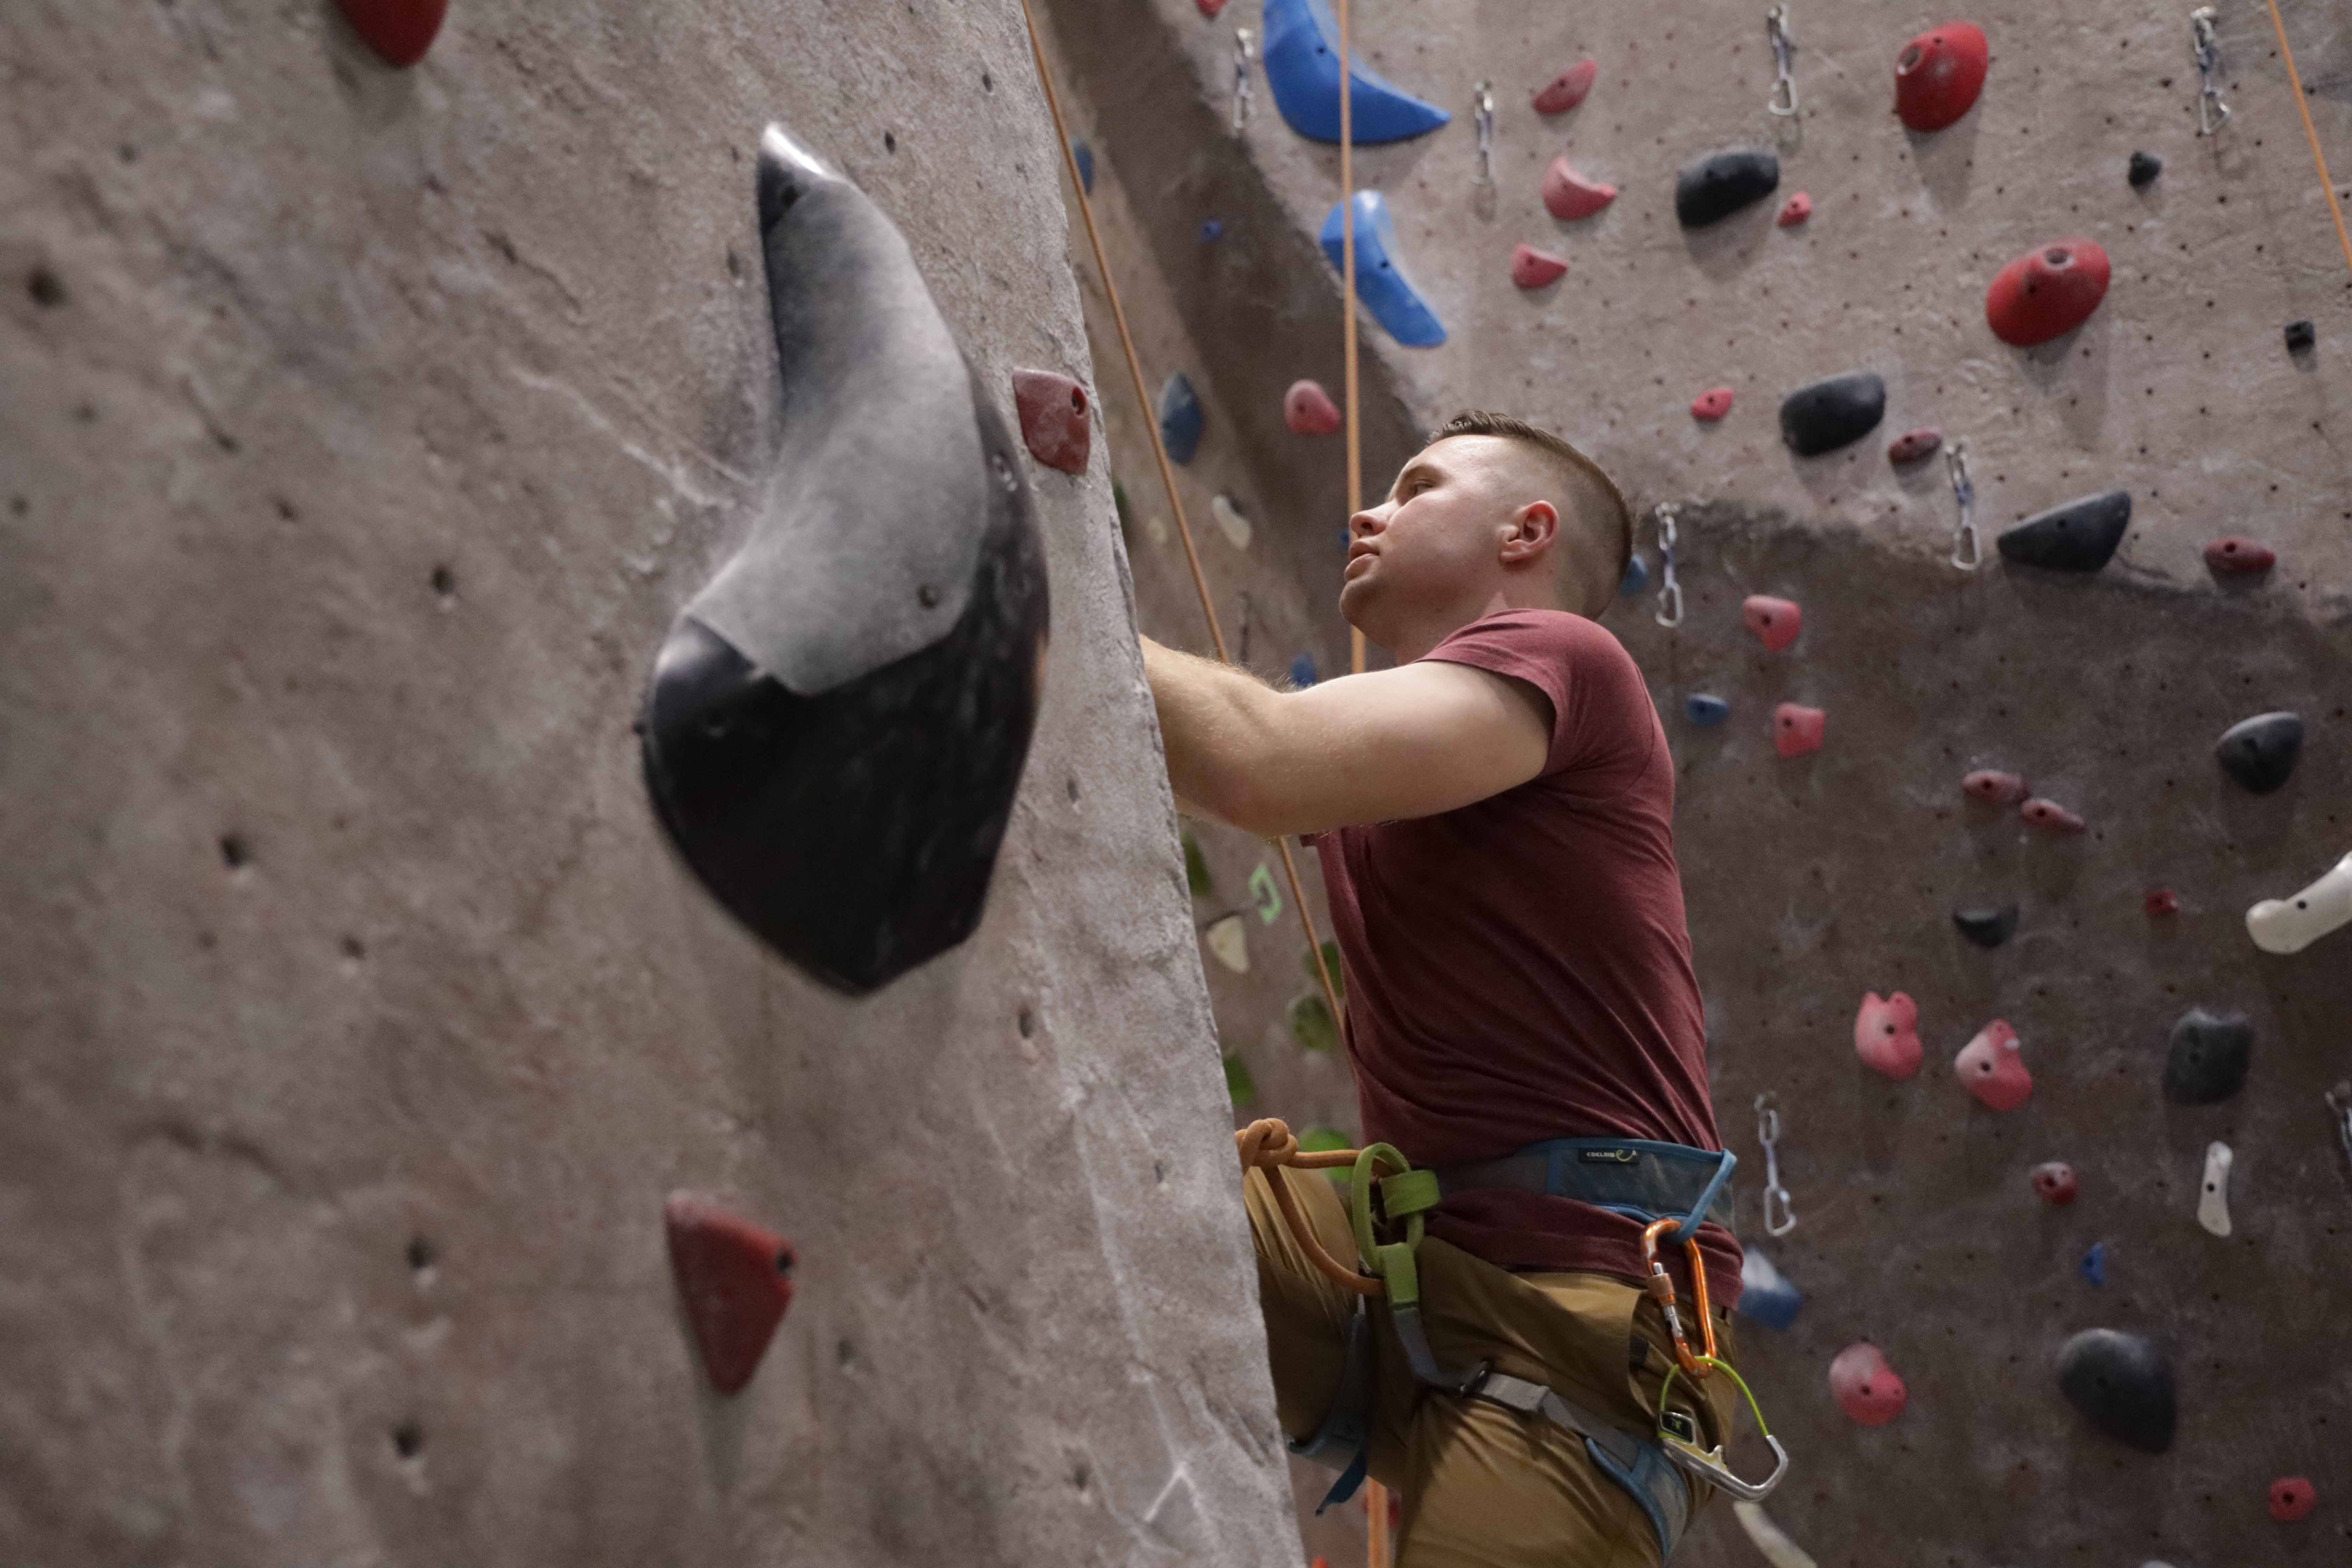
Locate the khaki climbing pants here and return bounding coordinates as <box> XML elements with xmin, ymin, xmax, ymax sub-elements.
<box><xmin>1245</xmin><ymin>1164</ymin><xmax>1740</xmax><ymax>1568</ymax></box>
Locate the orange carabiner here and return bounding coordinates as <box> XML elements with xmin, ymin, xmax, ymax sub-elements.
<box><xmin>1639</xmin><ymin>1218</ymin><xmax>1718</xmax><ymax>1377</ymax></box>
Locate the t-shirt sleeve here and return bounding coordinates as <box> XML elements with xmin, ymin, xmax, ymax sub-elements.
<box><xmin>1420</xmin><ymin>609</ymin><xmax>1656</xmax><ymax>791</ymax></box>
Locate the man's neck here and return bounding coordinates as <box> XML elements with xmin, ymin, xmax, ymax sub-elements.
<box><xmin>1385</xmin><ymin>588</ymin><xmax>1571</xmax><ymax>664</ymax></box>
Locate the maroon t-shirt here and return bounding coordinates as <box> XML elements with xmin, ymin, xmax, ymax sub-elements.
<box><xmin>1313</xmin><ymin>609</ymin><xmax>1742</xmax><ymax>1303</ymax></box>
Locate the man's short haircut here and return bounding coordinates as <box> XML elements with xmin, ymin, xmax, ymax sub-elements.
<box><xmin>1427</xmin><ymin>411</ymin><xmax>1633</xmax><ymax>588</ymax></box>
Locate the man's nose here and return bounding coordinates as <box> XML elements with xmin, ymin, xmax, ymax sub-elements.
<box><xmin>1349</xmin><ymin>505</ymin><xmax>1388</xmax><ymax>539</ymax></box>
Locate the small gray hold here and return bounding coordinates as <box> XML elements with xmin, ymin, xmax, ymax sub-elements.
<box><xmin>2127</xmin><ymin>150</ymin><xmax>2162</xmax><ymax>188</ymax></box>
<box><xmin>2214</xmin><ymin>710</ymin><xmax>2303</xmax><ymax>795</ymax></box>
<box><xmin>1675</xmin><ymin>148</ymin><xmax>1780</xmax><ymax>228</ymax></box>
<box><xmin>1953</xmin><ymin>904</ymin><xmax>2019</xmax><ymax>949</ymax></box>
<box><xmin>2057</xmin><ymin>1328</ymin><xmax>2176</xmax><ymax>1454</ymax></box>
<box><xmin>1779</xmin><ymin>372</ymin><xmax>1887</xmax><ymax>457</ymax></box>
<box><xmin>2162</xmin><ymin>1007</ymin><xmax>2253</xmax><ymax>1105</ymax></box>
<box><xmin>1996</xmin><ymin>489</ymin><xmax>2132</xmax><ymax>574</ymax></box>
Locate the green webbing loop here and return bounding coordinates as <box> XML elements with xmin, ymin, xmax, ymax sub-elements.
<box><xmin>1656</xmin><ymin>1355</ymin><xmax>1774</xmax><ymax>1442</ymax></box>
<box><xmin>1346</xmin><ymin>1143</ymin><xmax>1427</xmax><ymax>1311</ymax></box>
<box><xmin>1379</xmin><ymin>1168</ymin><xmax>1442</xmax><ymax>1220</ymax></box>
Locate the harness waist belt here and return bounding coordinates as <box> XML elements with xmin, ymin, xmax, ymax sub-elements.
<box><xmin>1434</xmin><ymin>1138</ymin><xmax>1736</xmax><ymax>1240</ymax></box>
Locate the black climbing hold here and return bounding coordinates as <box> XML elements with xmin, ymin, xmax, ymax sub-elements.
<box><xmin>638</xmin><ymin>125</ymin><xmax>1049</xmax><ymax>996</ymax></box>
<box><xmin>2057</xmin><ymin>1328</ymin><xmax>2176</xmax><ymax>1454</ymax></box>
<box><xmin>1995</xmin><ymin>489</ymin><xmax>2131</xmax><ymax>573</ymax></box>
<box><xmin>2286</xmin><ymin>319</ymin><xmax>2316</xmax><ymax>354</ymax></box>
<box><xmin>2162</xmin><ymin>1007</ymin><xmax>2254</xmax><ymax>1105</ymax></box>
<box><xmin>1158</xmin><ymin>372</ymin><xmax>1204</xmax><ymax>465</ymax></box>
<box><xmin>2214</xmin><ymin>710</ymin><xmax>2303</xmax><ymax>795</ymax></box>
<box><xmin>2127</xmin><ymin>150</ymin><xmax>2162</xmax><ymax>188</ymax></box>
<box><xmin>1675</xmin><ymin>148</ymin><xmax>1780</xmax><ymax>229</ymax></box>
<box><xmin>1778</xmin><ymin>372</ymin><xmax>1887</xmax><ymax>457</ymax></box>
<box><xmin>1953</xmin><ymin>904</ymin><xmax>2019</xmax><ymax>949</ymax></box>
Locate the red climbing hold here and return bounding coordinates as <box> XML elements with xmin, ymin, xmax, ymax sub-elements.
<box><xmin>2145</xmin><ymin>887</ymin><xmax>2180</xmax><ymax>916</ymax></box>
<box><xmin>1284</xmin><ymin>379</ymin><xmax>1343</xmax><ymax>436</ymax></box>
<box><xmin>1690</xmin><ymin>386</ymin><xmax>1735</xmax><ymax>421</ymax></box>
<box><xmin>1542</xmin><ymin>159</ymin><xmax>1617</xmax><ymax>221</ymax></box>
<box><xmin>1743</xmin><ymin>595</ymin><xmax>1802</xmax><ymax>652</ymax></box>
<box><xmin>664</xmin><ymin>1191</ymin><xmax>797</xmax><ymax>1395</ymax></box>
<box><xmin>1829</xmin><ymin>1343</ymin><xmax>1908</xmax><ymax>1426</ymax></box>
<box><xmin>2020</xmin><ymin>797</ymin><xmax>2085</xmax><ymax>833</ymax></box>
<box><xmin>1887</xmin><ymin>428</ymin><xmax>1942</xmax><ymax>464</ymax></box>
<box><xmin>1011</xmin><ymin>370</ymin><xmax>1091</xmax><ymax>476</ymax></box>
<box><xmin>1962</xmin><ymin>770</ymin><xmax>2029</xmax><ymax>804</ymax></box>
<box><xmin>1986</xmin><ymin>239</ymin><xmax>2112</xmax><ymax>347</ymax></box>
<box><xmin>2031</xmin><ymin>1162</ymin><xmax>2079</xmax><ymax>1204</ymax></box>
<box><xmin>2203</xmin><ymin>537</ymin><xmax>2276</xmax><ymax>575</ymax></box>
<box><xmin>1777</xmin><ymin>192</ymin><xmax>1813</xmax><ymax>226</ymax></box>
<box><xmin>2269</xmin><ymin>1477</ymin><xmax>2317</xmax><ymax>1522</ymax></box>
<box><xmin>1774</xmin><ymin>704</ymin><xmax>1825</xmax><ymax>758</ymax></box>
<box><xmin>1511</xmin><ymin>244</ymin><xmax>1569</xmax><ymax>289</ymax></box>
<box><xmin>1893</xmin><ymin>23</ymin><xmax>1990</xmax><ymax>132</ymax></box>
<box><xmin>1533</xmin><ymin>60</ymin><xmax>1598</xmax><ymax>114</ymax></box>
<box><xmin>1196</xmin><ymin>0</ymin><xmax>1228</xmax><ymax>15</ymax></box>
<box><xmin>1854</xmin><ymin>991</ymin><xmax>1923</xmax><ymax>1080</ymax></box>
<box><xmin>336</xmin><ymin>0</ymin><xmax>449</xmax><ymax>67</ymax></box>
<box><xmin>1955</xmin><ymin>1019</ymin><xmax>2031</xmax><ymax>1111</ymax></box>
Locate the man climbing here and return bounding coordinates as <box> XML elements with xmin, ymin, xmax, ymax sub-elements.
<box><xmin>1141</xmin><ymin>413</ymin><xmax>1754</xmax><ymax>1566</ymax></box>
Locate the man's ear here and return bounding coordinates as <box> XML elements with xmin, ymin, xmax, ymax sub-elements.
<box><xmin>1498</xmin><ymin>499</ymin><xmax>1560</xmax><ymax>565</ymax></box>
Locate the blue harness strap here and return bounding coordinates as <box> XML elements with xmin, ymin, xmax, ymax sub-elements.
<box><xmin>1285</xmin><ymin>1296</ymin><xmax>1377</xmax><ymax>1512</ymax></box>
<box><xmin>1436</xmin><ymin>1138</ymin><xmax>1738</xmax><ymax>1242</ymax></box>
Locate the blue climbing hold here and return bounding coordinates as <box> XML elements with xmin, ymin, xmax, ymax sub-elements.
<box><xmin>1620</xmin><ymin>555</ymin><xmax>1651</xmax><ymax>595</ymax></box>
<box><xmin>1290</xmin><ymin>651</ymin><xmax>1321</xmax><ymax>688</ymax></box>
<box><xmin>1071</xmin><ymin>138</ymin><xmax>1095</xmax><ymax>195</ymax></box>
<box><xmin>1685</xmin><ymin>693</ymin><xmax>1731</xmax><ymax>727</ymax></box>
<box><xmin>1158</xmin><ymin>372</ymin><xmax>1204</xmax><ymax>465</ymax></box>
<box><xmin>1737</xmin><ymin>1250</ymin><xmax>1805</xmax><ymax>1330</ymax></box>
<box><xmin>1199</xmin><ymin>219</ymin><xmax>1225</xmax><ymax>243</ymax></box>
<box><xmin>1319</xmin><ymin>192</ymin><xmax>1446</xmax><ymax>347</ymax></box>
<box><xmin>1262</xmin><ymin>0</ymin><xmax>1450</xmax><ymax>145</ymax></box>
<box><xmin>2080</xmin><ymin>1241</ymin><xmax>2108</xmax><ymax>1288</ymax></box>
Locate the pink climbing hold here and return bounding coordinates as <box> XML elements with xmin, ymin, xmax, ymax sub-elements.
<box><xmin>1511</xmin><ymin>244</ymin><xmax>1569</xmax><ymax>289</ymax></box>
<box><xmin>1743</xmin><ymin>595</ymin><xmax>1802</xmax><ymax>652</ymax></box>
<box><xmin>1284</xmin><ymin>379</ymin><xmax>1343</xmax><ymax>436</ymax></box>
<box><xmin>337</xmin><ymin>0</ymin><xmax>449</xmax><ymax>66</ymax></box>
<box><xmin>1541</xmin><ymin>158</ymin><xmax>1617</xmax><ymax>221</ymax></box>
<box><xmin>664</xmin><ymin>1192</ymin><xmax>797</xmax><ymax>1395</ymax></box>
<box><xmin>1887</xmin><ymin>428</ymin><xmax>1942</xmax><ymax>464</ymax></box>
<box><xmin>2031</xmin><ymin>1162</ymin><xmax>2078</xmax><ymax>1204</ymax></box>
<box><xmin>2145</xmin><ymin>887</ymin><xmax>2180</xmax><ymax>916</ymax></box>
<box><xmin>2020</xmin><ymin>797</ymin><xmax>2085</xmax><ymax>833</ymax></box>
<box><xmin>1196</xmin><ymin>0</ymin><xmax>1227</xmax><ymax>14</ymax></box>
<box><xmin>1829</xmin><ymin>1343</ymin><xmax>1908</xmax><ymax>1426</ymax></box>
<box><xmin>1962</xmin><ymin>770</ymin><xmax>2030</xmax><ymax>804</ymax></box>
<box><xmin>1854</xmin><ymin>991</ymin><xmax>1923</xmax><ymax>1080</ymax></box>
<box><xmin>1954</xmin><ymin>1019</ymin><xmax>2032</xmax><ymax>1111</ymax></box>
<box><xmin>1533</xmin><ymin>59</ymin><xmax>1598</xmax><ymax>114</ymax></box>
<box><xmin>1690</xmin><ymin>386</ymin><xmax>1735</xmax><ymax>421</ymax></box>
<box><xmin>2204</xmin><ymin>537</ymin><xmax>2276</xmax><ymax>575</ymax></box>
<box><xmin>1011</xmin><ymin>370</ymin><xmax>1092</xmax><ymax>476</ymax></box>
<box><xmin>1777</xmin><ymin>192</ymin><xmax>1813</xmax><ymax>226</ymax></box>
<box><xmin>2269</xmin><ymin>1477</ymin><xmax>2317</xmax><ymax>1522</ymax></box>
<box><xmin>1774</xmin><ymin>704</ymin><xmax>1825</xmax><ymax>758</ymax></box>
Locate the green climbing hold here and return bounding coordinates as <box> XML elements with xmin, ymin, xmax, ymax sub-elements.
<box><xmin>1304</xmin><ymin>939</ymin><xmax>1345</xmax><ymax>1002</ymax></box>
<box><xmin>1250</xmin><ymin>862</ymin><xmax>1283</xmax><ymax>923</ymax></box>
<box><xmin>1288</xmin><ymin>992</ymin><xmax>1340</xmax><ymax>1053</ymax></box>
<box><xmin>1223</xmin><ymin>1052</ymin><xmax>1258</xmax><ymax>1107</ymax></box>
<box><xmin>1183</xmin><ymin>832</ymin><xmax>1214</xmax><ymax>897</ymax></box>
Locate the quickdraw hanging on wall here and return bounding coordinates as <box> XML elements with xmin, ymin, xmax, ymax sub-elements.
<box><xmin>2190</xmin><ymin>7</ymin><xmax>2230</xmax><ymax>136</ymax></box>
<box><xmin>1233</xmin><ymin>28</ymin><xmax>1257</xmax><ymax>134</ymax></box>
<box><xmin>1756</xmin><ymin>1093</ymin><xmax>1796</xmax><ymax>1237</ymax></box>
<box><xmin>1653</xmin><ymin>503</ymin><xmax>1685</xmax><ymax>628</ymax></box>
<box><xmin>1765</xmin><ymin>7</ymin><xmax>1799</xmax><ymax>117</ymax></box>
<box><xmin>1945</xmin><ymin>439</ymin><xmax>1981</xmax><ymax>569</ymax></box>
<box><xmin>1471</xmin><ymin>78</ymin><xmax>1497</xmax><ymax>196</ymax></box>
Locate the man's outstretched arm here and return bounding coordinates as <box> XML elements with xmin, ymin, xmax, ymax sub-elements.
<box><xmin>1140</xmin><ymin>636</ymin><xmax>1553</xmax><ymax>838</ymax></box>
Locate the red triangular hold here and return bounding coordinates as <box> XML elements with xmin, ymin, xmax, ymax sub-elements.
<box><xmin>1011</xmin><ymin>370</ymin><xmax>1092</xmax><ymax>475</ymax></box>
<box><xmin>337</xmin><ymin>0</ymin><xmax>449</xmax><ymax>68</ymax></box>
<box><xmin>665</xmin><ymin>1191</ymin><xmax>796</xmax><ymax>1394</ymax></box>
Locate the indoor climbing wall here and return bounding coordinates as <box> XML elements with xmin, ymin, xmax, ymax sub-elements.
<box><xmin>0</xmin><ymin>3</ymin><xmax>1307</xmax><ymax>1564</ymax></box>
<box><xmin>1038</xmin><ymin>0</ymin><xmax>2352</xmax><ymax>1562</ymax></box>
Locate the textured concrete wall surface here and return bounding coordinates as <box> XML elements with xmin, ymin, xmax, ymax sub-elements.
<box><xmin>1039</xmin><ymin>0</ymin><xmax>2352</xmax><ymax>1563</ymax></box>
<box><xmin>0</xmin><ymin>4</ymin><xmax>1304</xmax><ymax>1564</ymax></box>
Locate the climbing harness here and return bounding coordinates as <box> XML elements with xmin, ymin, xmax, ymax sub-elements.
<box><xmin>1653</xmin><ymin>503</ymin><xmax>1685</xmax><ymax>629</ymax></box>
<box><xmin>1240</xmin><ymin>1120</ymin><xmax>1787</xmax><ymax>1558</ymax></box>
<box><xmin>2190</xmin><ymin>8</ymin><xmax>2230</xmax><ymax>136</ymax></box>
<box><xmin>1945</xmin><ymin>439</ymin><xmax>1981</xmax><ymax>570</ymax></box>
<box><xmin>1755</xmin><ymin>1094</ymin><xmax>1796</xmax><ymax>1238</ymax></box>
<box><xmin>2259</xmin><ymin>0</ymin><xmax>2352</xmax><ymax>292</ymax></box>
<box><xmin>1471</xmin><ymin>79</ymin><xmax>1496</xmax><ymax>190</ymax></box>
<box><xmin>1765</xmin><ymin>7</ymin><xmax>1799</xmax><ymax>118</ymax></box>
<box><xmin>1232</xmin><ymin>28</ymin><xmax>1256</xmax><ymax>134</ymax></box>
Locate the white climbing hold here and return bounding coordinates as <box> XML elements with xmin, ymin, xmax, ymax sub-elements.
<box><xmin>2246</xmin><ymin>849</ymin><xmax>2352</xmax><ymax>954</ymax></box>
<box><xmin>1145</xmin><ymin>513</ymin><xmax>1170</xmax><ymax>546</ymax></box>
<box><xmin>2197</xmin><ymin>1141</ymin><xmax>2233</xmax><ymax>1237</ymax></box>
<box><xmin>1203</xmin><ymin>913</ymin><xmax>1250</xmax><ymax>973</ymax></box>
<box><xmin>1731</xmin><ymin>1501</ymin><xmax>1816</xmax><ymax>1568</ymax></box>
<box><xmin>1211</xmin><ymin>494</ymin><xmax>1253</xmax><ymax>551</ymax></box>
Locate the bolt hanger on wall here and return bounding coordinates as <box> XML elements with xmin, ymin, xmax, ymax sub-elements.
<box><xmin>2191</xmin><ymin>7</ymin><xmax>2230</xmax><ymax>136</ymax></box>
<box><xmin>1233</xmin><ymin>28</ymin><xmax>1257</xmax><ymax>134</ymax></box>
<box><xmin>1756</xmin><ymin>1093</ymin><xmax>1796</xmax><ymax>1237</ymax></box>
<box><xmin>1766</xmin><ymin>7</ymin><xmax>1799</xmax><ymax>117</ymax></box>
<box><xmin>1653</xmin><ymin>503</ymin><xmax>1685</xmax><ymax>628</ymax></box>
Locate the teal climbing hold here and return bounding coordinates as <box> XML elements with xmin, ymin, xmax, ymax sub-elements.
<box><xmin>1685</xmin><ymin>694</ymin><xmax>1731</xmax><ymax>727</ymax></box>
<box><xmin>1263</xmin><ymin>0</ymin><xmax>1450</xmax><ymax>145</ymax></box>
<box><xmin>1290</xmin><ymin>651</ymin><xmax>1321</xmax><ymax>687</ymax></box>
<box><xmin>1320</xmin><ymin>192</ymin><xmax>1446</xmax><ymax>347</ymax></box>
<box><xmin>1158</xmin><ymin>372</ymin><xmax>1204</xmax><ymax>464</ymax></box>
<box><xmin>1071</xmin><ymin>138</ymin><xmax>1095</xmax><ymax>195</ymax></box>
<box><xmin>1620</xmin><ymin>555</ymin><xmax>1650</xmax><ymax>595</ymax></box>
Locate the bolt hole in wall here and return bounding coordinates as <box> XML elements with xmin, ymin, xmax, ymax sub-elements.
<box><xmin>1036</xmin><ymin>0</ymin><xmax>2352</xmax><ymax>1562</ymax></box>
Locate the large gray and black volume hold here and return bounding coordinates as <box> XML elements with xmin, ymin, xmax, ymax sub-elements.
<box><xmin>2057</xmin><ymin>1329</ymin><xmax>2176</xmax><ymax>1454</ymax></box>
<box><xmin>1953</xmin><ymin>904</ymin><xmax>2019</xmax><ymax>949</ymax></box>
<box><xmin>2162</xmin><ymin>1007</ymin><xmax>2254</xmax><ymax>1104</ymax></box>
<box><xmin>1779</xmin><ymin>372</ymin><xmax>1887</xmax><ymax>457</ymax></box>
<box><xmin>638</xmin><ymin>124</ymin><xmax>1049</xmax><ymax>995</ymax></box>
<box><xmin>1995</xmin><ymin>489</ymin><xmax>2132</xmax><ymax>573</ymax></box>
<box><xmin>2214</xmin><ymin>711</ymin><xmax>2303</xmax><ymax>794</ymax></box>
<box><xmin>1675</xmin><ymin>148</ymin><xmax>1779</xmax><ymax>227</ymax></box>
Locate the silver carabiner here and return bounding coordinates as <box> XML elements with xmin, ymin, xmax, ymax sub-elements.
<box><xmin>1233</xmin><ymin>29</ymin><xmax>1257</xmax><ymax>134</ymax></box>
<box><xmin>1765</xmin><ymin>7</ymin><xmax>1799</xmax><ymax>117</ymax></box>
<box><xmin>2191</xmin><ymin>8</ymin><xmax>2230</xmax><ymax>136</ymax></box>
<box><xmin>1945</xmin><ymin>439</ymin><xmax>1981</xmax><ymax>570</ymax></box>
<box><xmin>1472</xmin><ymin>79</ymin><xmax>1496</xmax><ymax>188</ymax></box>
<box><xmin>1663</xmin><ymin>1429</ymin><xmax>1792</xmax><ymax>1503</ymax></box>
<box><xmin>1755</xmin><ymin>1092</ymin><xmax>1795</xmax><ymax>1237</ymax></box>
<box><xmin>1653</xmin><ymin>503</ymin><xmax>1685</xmax><ymax>629</ymax></box>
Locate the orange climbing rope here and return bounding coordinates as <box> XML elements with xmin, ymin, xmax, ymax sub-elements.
<box><xmin>2261</xmin><ymin>0</ymin><xmax>2352</xmax><ymax>291</ymax></box>
<box><xmin>1015</xmin><ymin>2</ymin><xmax>1347</xmax><ymax>1043</ymax></box>
<box><xmin>1236</xmin><ymin>1117</ymin><xmax>1382</xmax><ymax>1294</ymax></box>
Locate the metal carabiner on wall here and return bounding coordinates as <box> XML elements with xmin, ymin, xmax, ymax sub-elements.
<box><xmin>1945</xmin><ymin>439</ymin><xmax>1981</xmax><ymax>570</ymax></box>
<box><xmin>1756</xmin><ymin>1093</ymin><xmax>1796</xmax><ymax>1238</ymax></box>
<box><xmin>2190</xmin><ymin>7</ymin><xmax>2230</xmax><ymax>136</ymax></box>
<box><xmin>1232</xmin><ymin>28</ymin><xmax>1257</xmax><ymax>134</ymax></box>
<box><xmin>1472</xmin><ymin>79</ymin><xmax>1496</xmax><ymax>189</ymax></box>
<box><xmin>1765</xmin><ymin>7</ymin><xmax>1799</xmax><ymax>117</ymax></box>
<box><xmin>1653</xmin><ymin>503</ymin><xmax>1685</xmax><ymax>628</ymax></box>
